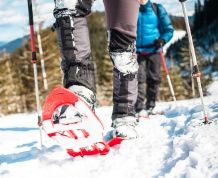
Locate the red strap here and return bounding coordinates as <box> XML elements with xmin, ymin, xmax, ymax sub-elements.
<box><xmin>107</xmin><ymin>137</ymin><xmax>124</xmax><ymax>147</ymax></box>
<box><xmin>48</xmin><ymin>133</ymin><xmax>56</xmax><ymax>137</ymax></box>
<box><xmin>67</xmin><ymin>130</ymin><xmax>78</xmax><ymax>139</ymax></box>
<box><xmin>80</xmin><ymin>129</ymin><xmax>89</xmax><ymax>138</ymax></box>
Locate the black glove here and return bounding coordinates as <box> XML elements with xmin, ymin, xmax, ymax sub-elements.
<box><xmin>154</xmin><ymin>38</ymin><xmax>165</xmax><ymax>48</ymax></box>
<box><xmin>178</xmin><ymin>0</ymin><xmax>187</xmax><ymax>2</ymax></box>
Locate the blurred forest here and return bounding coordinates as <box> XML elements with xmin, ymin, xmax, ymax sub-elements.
<box><xmin>0</xmin><ymin>0</ymin><xmax>218</xmax><ymax>114</ymax></box>
<box><xmin>166</xmin><ymin>0</ymin><xmax>218</xmax><ymax>100</ymax></box>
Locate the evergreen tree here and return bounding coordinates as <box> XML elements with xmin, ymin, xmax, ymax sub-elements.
<box><xmin>194</xmin><ymin>0</ymin><xmax>203</xmax><ymax>31</ymax></box>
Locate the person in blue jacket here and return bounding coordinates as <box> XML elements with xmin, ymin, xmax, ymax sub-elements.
<box><xmin>135</xmin><ymin>0</ymin><xmax>174</xmax><ymax>117</ymax></box>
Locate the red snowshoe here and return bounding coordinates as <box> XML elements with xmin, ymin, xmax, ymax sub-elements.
<box><xmin>42</xmin><ymin>86</ymin><xmax>123</xmax><ymax>157</ymax></box>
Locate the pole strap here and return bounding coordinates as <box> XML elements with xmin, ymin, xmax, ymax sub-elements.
<box><xmin>192</xmin><ymin>65</ymin><xmax>201</xmax><ymax>78</ymax></box>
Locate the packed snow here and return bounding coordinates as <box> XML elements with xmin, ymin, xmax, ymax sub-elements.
<box><xmin>1</xmin><ymin>80</ymin><xmax>218</xmax><ymax>178</ymax></box>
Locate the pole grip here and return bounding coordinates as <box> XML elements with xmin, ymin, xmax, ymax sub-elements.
<box><xmin>27</xmin><ymin>0</ymin><xmax>37</xmax><ymax>63</ymax></box>
<box><xmin>160</xmin><ymin>51</ymin><xmax>169</xmax><ymax>75</ymax></box>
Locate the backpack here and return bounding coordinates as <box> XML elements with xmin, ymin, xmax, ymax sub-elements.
<box><xmin>151</xmin><ymin>3</ymin><xmax>159</xmax><ymax>17</ymax></box>
<box><xmin>151</xmin><ymin>3</ymin><xmax>162</xmax><ymax>31</ymax></box>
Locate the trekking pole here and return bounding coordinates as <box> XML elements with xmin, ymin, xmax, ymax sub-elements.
<box><xmin>189</xmin><ymin>46</ymin><xmax>195</xmax><ymax>97</ymax></box>
<box><xmin>37</xmin><ymin>27</ymin><xmax>48</xmax><ymax>91</ymax></box>
<box><xmin>179</xmin><ymin>0</ymin><xmax>209</xmax><ymax>123</ymax></box>
<box><xmin>27</xmin><ymin>0</ymin><xmax>43</xmax><ymax>148</ymax></box>
<box><xmin>160</xmin><ymin>50</ymin><xmax>176</xmax><ymax>102</ymax></box>
<box><xmin>33</xmin><ymin>0</ymin><xmax>48</xmax><ymax>91</ymax></box>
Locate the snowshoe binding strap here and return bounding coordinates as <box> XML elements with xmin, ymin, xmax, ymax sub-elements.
<box><xmin>53</xmin><ymin>105</ymin><xmax>69</xmax><ymax>124</ymax></box>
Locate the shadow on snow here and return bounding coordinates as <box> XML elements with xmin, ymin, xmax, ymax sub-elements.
<box><xmin>0</xmin><ymin>145</ymin><xmax>60</xmax><ymax>164</ymax></box>
<box><xmin>0</xmin><ymin>127</ymin><xmax>38</xmax><ymax>132</ymax></box>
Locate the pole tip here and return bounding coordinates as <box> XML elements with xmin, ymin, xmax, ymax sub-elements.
<box><xmin>202</xmin><ymin>116</ymin><xmax>212</xmax><ymax>125</ymax></box>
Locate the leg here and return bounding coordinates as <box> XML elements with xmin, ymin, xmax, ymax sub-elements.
<box><xmin>135</xmin><ymin>54</ymin><xmax>147</xmax><ymax>113</ymax></box>
<box><xmin>104</xmin><ymin>0</ymin><xmax>140</xmax><ymax>37</ymax></box>
<box><xmin>104</xmin><ymin>0</ymin><xmax>140</xmax><ymax>138</ymax></box>
<box><xmin>146</xmin><ymin>53</ymin><xmax>161</xmax><ymax>110</ymax></box>
<box><xmin>110</xmin><ymin>31</ymin><xmax>138</xmax><ymax>138</ymax></box>
<box><xmin>53</xmin><ymin>0</ymin><xmax>96</xmax><ymax>108</ymax></box>
<box><xmin>110</xmin><ymin>30</ymin><xmax>138</xmax><ymax>120</ymax></box>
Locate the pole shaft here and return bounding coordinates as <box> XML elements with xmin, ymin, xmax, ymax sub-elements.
<box><xmin>189</xmin><ymin>47</ymin><xmax>196</xmax><ymax>97</ymax></box>
<box><xmin>181</xmin><ymin>2</ymin><xmax>208</xmax><ymax>122</ymax></box>
<box><xmin>37</xmin><ymin>29</ymin><xmax>48</xmax><ymax>90</ymax></box>
<box><xmin>160</xmin><ymin>51</ymin><xmax>176</xmax><ymax>101</ymax></box>
<box><xmin>33</xmin><ymin>0</ymin><xmax>48</xmax><ymax>90</ymax></box>
<box><xmin>181</xmin><ymin>3</ymin><xmax>197</xmax><ymax>65</ymax></box>
<box><xmin>166</xmin><ymin>75</ymin><xmax>176</xmax><ymax>101</ymax></box>
<box><xmin>33</xmin><ymin>64</ymin><xmax>43</xmax><ymax>147</ymax></box>
<box><xmin>27</xmin><ymin>0</ymin><xmax>43</xmax><ymax>148</ymax></box>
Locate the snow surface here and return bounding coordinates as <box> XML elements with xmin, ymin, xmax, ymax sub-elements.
<box><xmin>163</xmin><ymin>30</ymin><xmax>186</xmax><ymax>53</ymax></box>
<box><xmin>1</xmin><ymin>81</ymin><xmax>218</xmax><ymax>178</ymax></box>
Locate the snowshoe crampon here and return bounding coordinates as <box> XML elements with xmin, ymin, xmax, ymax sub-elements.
<box><xmin>42</xmin><ymin>86</ymin><xmax>111</xmax><ymax>157</ymax></box>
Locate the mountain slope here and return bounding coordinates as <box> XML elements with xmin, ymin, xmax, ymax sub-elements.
<box><xmin>0</xmin><ymin>41</ymin><xmax>7</xmax><ymax>47</ymax></box>
<box><xmin>0</xmin><ymin>36</ymin><xmax>28</xmax><ymax>53</ymax></box>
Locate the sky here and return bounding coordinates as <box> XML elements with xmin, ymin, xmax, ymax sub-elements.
<box><xmin>0</xmin><ymin>72</ymin><xmax>218</xmax><ymax>178</ymax></box>
<box><xmin>0</xmin><ymin>0</ymin><xmax>199</xmax><ymax>42</ymax></box>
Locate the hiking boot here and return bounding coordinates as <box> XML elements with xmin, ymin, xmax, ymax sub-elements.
<box><xmin>137</xmin><ymin>109</ymin><xmax>149</xmax><ymax>119</ymax></box>
<box><xmin>112</xmin><ymin>116</ymin><xmax>138</xmax><ymax>139</ymax></box>
<box><xmin>68</xmin><ymin>85</ymin><xmax>96</xmax><ymax>111</ymax></box>
<box><xmin>147</xmin><ymin>107</ymin><xmax>164</xmax><ymax>115</ymax></box>
<box><xmin>147</xmin><ymin>107</ymin><xmax>155</xmax><ymax>115</ymax></box>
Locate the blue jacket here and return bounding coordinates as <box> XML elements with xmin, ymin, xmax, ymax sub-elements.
<box><xmin>136</xmin><ymin>0</ymin><xmax>174</xmax><ymax>53</ymax></box>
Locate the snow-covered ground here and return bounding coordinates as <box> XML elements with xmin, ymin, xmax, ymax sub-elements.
<box><xmin>1</xmin><ymin>80</ymin><xmax>218</xmax><ymax>178</ymax></box>
<box><xmin>163</xmin><ymin>30</ymin><xmax>186</xmax><ymax>53</ymax></box>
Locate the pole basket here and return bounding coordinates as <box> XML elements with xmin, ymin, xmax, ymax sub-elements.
<box><xmin>202</xmin><ymin>118</ymin><xmax>212</xmax><ymax>125</ymax></box>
